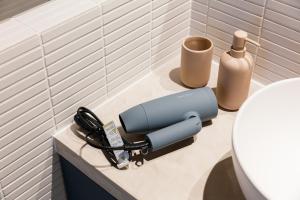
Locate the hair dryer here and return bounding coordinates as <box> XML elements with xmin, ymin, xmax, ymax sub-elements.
<box><xmin>119</xmin><ymin>87</ymin><xmax>218</xmax><ymax>151</ymax></box>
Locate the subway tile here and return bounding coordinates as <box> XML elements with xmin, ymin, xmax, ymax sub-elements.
<box><xmin>264</xmin><ymin>9</ymin><xmax>300</xmax><ymax>32</ymax></box>
<box><xmin>190</xmin><ymin>28</ymin><xmax>206</xmax><ymax>36</ymax></box>
<box><xmin>208</xmin><ymin>8</ymin><xmax>260</xmax><ymax>35</ymax></box>
<box><xmin>101</xmin><ymin>0</ymin><xmax>131</xmax><ymax>14</ymax></box>
<box><xmin>15</xmin><ymin>0</ymin><xmax>100</xmax><ymax>43</ymax></box>
<box><xmin>152</xmin><ymin>0</ymin><xmax>188</xmax><ymax>19</ymax></box>
<box><xmin>151</xmin><ymin>10</ymin><xmax>189</xmax><ymax>38</ymax></box>
<box><xmin>53</xmin><ymin>78</ymin><xmax>106</xmax><ymax>115</ymax></box>
<box><xmin>0</xmin><ymin>47</ymin><xmax>42</xmax><ymax>79</ymax></box>
<box><xmin>254</xmin><ymin>64</ymin><xmax>284</xmax><ymax>82</ymax></box>
<box><xmin>210</xmin><ymin>0</ymin><xmax>263</xmax><ymax>26</ymax></box>
<box><xmin>152</xmin><ymin>19</ymin><xmax>189</xmax><ymax>47</ymax></box>
<box><xmin>207</xmin><ymin>17</ymin><xmax>259</xmax><ymax>41</ymax></box>
<box><xmin>152</xmin><ymin>35</ymin><xmax>186</xmax><ymax>64</ymax></box>
<box><xmin>259</xmin><ymin>38</ymin><xmax>300</xmax><ymax>64</ymax></box>
<box><xmin>152</xmin><ymin>28</ymin><xmax>189</xmax><ymax>55</ymax></box>
<box><xmin>192</xmin><ymin>1</ymin><xmax>208</xmax><ymax>14</ymax></box>
<box><xmin>0</xmin><ymin>90</ymin><xmax>49</xmax><ymax>127</ymax></box>
<box><xmin>27</xmin><ymin>184</ymin><xmax>52</xmax><ymax>200</ymax></box>
<box><xmin>44</xmin><ymin>28</ymin><xmax>102</xmax><ymax>66</ymax></box>
<box><xmin>261</xmin><ymin>29</ymin><xmax>300</xmax><ymax>54</ymax></box>
<box><xmin>1</xmin><ymin>148</ymin><xmax>53</xmax><ymax>189</ymax></box>
<box><xmin>0</xmin><ymin>129</ymin><xmax>53</xmax><ymax>171</ymax></box>
<box><xmin>54</xmin><ymin>87</ymin><xmax>106</xmax><ymax>124</ymax></box>
<box><xmin>0</xmin><ymin>80</ymin><xmax>48</xmax><ymax>114</ymax></box>
<box><xmin>0</xmin><ymin>19</ymin><xmax>38</xmax><ymax>57</ymax></box>
<box><xmin>0</xmin><ymin>139</ymin><xmax>52</xmax><ymax>180</ymax></box>
<box><xmin>49</xmin><ymin>49</ymin><xmax>104</xmax><ymax>86</ymax></box>
<box><xmin>0</xmin><ymin>109</ymin><xmax>53</xmax><ymax>151</ymax></box>
<box><xmin>194</xmin><ymin>0</ymin><xmax>208</xmax><ymax>5</ymax></box>
<box><xmin>106</xmin><ymin>33</ymin><xmax>150</xmax><ymax>64</ymax></box>
<box><xmin>3</xmin><ymin>157</ymin><xmax>52</xmax><ymax>194</ymax></box>
<box><xmin>104</xmin><ymin>13</ymin><xmax>151</xmax><ymax>45</ymax></box>
<box><xmin>106</xmin><ymin>42</ymin><xmax>150</xmax><ymax>73</ymax></box>
<box><xmin>46</xmin><ymin>39</ymin><xmax>103</xmax><ymax>76</ymax></box>
<box><xmin>275</xmin><ymin>0</ymin><xmax>300</xmax><ymax>9</ymax></box>
<box><xmin>252</xmin><ymin>73</ymin><xmax>272</xmax><ymax>85</ymax></box>
<box><xmin>0</xmin><ymin>100</ymin><xmax>51</xmax><ymax>138</ymax></box>
<box><xmin>0</xmin><ymin>70</ymin><xmax>45</xmax><ymax>103</ymax></box>
<box><xmin>245</xmin><ymin>0</ymin><xmax>266</xmax><ymax>7</ymax></box>
<box><xmin>258</xmin><ymin>48</ymin><xmax>300</xmax><ymax>74</ymax></box>
<box><xmin>152</xmin><ymin>1</ymin><xmax>190</xmax><ymax>29</ymax></box>
<box><xmin>103</xmin><ymin>3</ymin><xmax>150</xmax><ymax>35</ymax></box>
<box><xmin>267</xmin><ymin>0</ymin><xmax>300</xmax><ymax>21</ymax></box>
<box><xmin>0</xmin><ymin>120</ymin><xmax>53</xmax><ymax>160</ymax></box>
<box><xmin>0</xmin><ymin>59</ymin><xmax>43</xmax><ymax>91</ymax></box>
<box><xmin>108</xmin><ymin>65</ymin><xmax>150</xmax><ymax>97</ymax></box>
<box><xmin>151</xmin><ymin>48</ymin><xmax>181</xmax><ymax>69</ymax></box>
<box><xmin>218</xmin><ymin>0</ymin><xmax>264</xmax><ymax>16</ymax></box>
<box><xmin>107</xmin><ymin>51</ymin><xmax>151</xmax><ymax>82</ymax></box>
<box><xmin>256</xmin><ymin>56</ymin><xmax>299</xmax><ymax>78</ymax></box>
<box><xmin>5</xmin><ymin>166</ymin><xmax>52</xmax><ymax>200</ymax></box>
<box><xmin>263</xmin><ymin>19</ymin><xmax>300</xmax><ymax>43</ymax></box>
<box><xmin>152</xmin><ymin>0</ymin><xmax>173</xmax><ymax>10</ymax></box>
<box><xmin>50</xmin><ymin>59</ymin><xmax>104</xmax><ymax>96</ymax></box>
<box><xmin>43</xmin><ymin>17</ymin><xmax>103</xmax><ymax>54</ymax></box>
<box><xmin>105</xmin><ymin>23</ymin><xmax>150</xmax><ymax>55</ymax></box>
<box><xmin>107</xmin><ymin>59</ymin><xmax>150</xmax><ymax>91</ymax></box>
<box><xmin>103</xmin><ymin>0</ymin><xmax>149</xmax><ymax>25</ymax></box>
<box><xmin>16</xmin><ymin>180</ymin><xmax>52</xmax><ymax>200</ymax></box>
<box><xmin>191</xmin><ymin>10</ymin><xmax>207</xmax><ymax>24</ymax></box>
<box><xmin>190</xmin><ymin>19</ymin><xmax>206</xmax><ymax>33</ymax></box>
<box><xmin>51</xmin><ymin>68</ymin><xmax>106</xmax><ymax>106</ymax></box>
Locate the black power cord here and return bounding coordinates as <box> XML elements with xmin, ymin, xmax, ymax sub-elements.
<box><xmin>74</xmin><ymin>107</ymin><xmax>150</xmax><ymax>151</ymax></box>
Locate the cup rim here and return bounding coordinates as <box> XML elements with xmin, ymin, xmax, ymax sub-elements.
<box><xmin>182</xmin><ymin>36</ymin><xmax>213</xmax><ymax>53</ymax></box>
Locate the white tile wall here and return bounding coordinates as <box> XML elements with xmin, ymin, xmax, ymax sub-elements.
<box><xmin>101</xmin><ymin>0</ymin><xmax>151</xmax><ymax>96</ymax></box>
<box><xmin>15</xmin><ymin>0</ymin><xmax>107</xmax><ymax>129</ymax></box>
<box><xmin>190</xmin><ymin>0</ymin><xmax>300</xmax><ymax>84</ymax></box>
<box><xmin>151</xmin><ymin>0</ymin><xmax>191</xmax><ymax>69</ymax></box>
<box><xmin>1</xmin><ymin>0</ymin><xmax>299</xmax><ymax>199</ymax></box>
<box><xmin>0</xmin><ymin>19</ymin><xmax>65</xmax><ymax>200</ymax></box>
<box><xmin>255</xmin><ymin>0</ymin><xmax>300</xmax><ymax>84</ymax></box>
<box><xmin>190</xmin><ymin>0</ymin><xmax>208</xmax><ymax>35</ymax></box>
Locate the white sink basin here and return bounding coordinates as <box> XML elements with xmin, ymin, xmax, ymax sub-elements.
<box><xmin>232</xmin><ymin>78</ymin><xmax>300</xmax><ymax>200</ymax></box>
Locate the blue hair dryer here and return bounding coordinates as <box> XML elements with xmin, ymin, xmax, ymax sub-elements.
<box><xmin>119</xmin><ymin>87</ymin><xmax>218</xmax><ymax>151</ymax></box>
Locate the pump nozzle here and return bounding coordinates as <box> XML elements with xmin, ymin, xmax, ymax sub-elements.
<box><xmin>232</xmin><ymin>30</ymin><xmax>260</xmax><ymax>50</ymax></box>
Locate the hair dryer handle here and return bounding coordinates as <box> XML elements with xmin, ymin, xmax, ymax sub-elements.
<box><xmin>146</xmin><ymin>116</ymin><xmax>202</xmax><ymax>151</ymax></box>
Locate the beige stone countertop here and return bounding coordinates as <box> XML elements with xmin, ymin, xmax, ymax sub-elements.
<box><xmin>53</xmin><ymin>59</ymin><xmax>263</xmax><ymax>200</ymax></box>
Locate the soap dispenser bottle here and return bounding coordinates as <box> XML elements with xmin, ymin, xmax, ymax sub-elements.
<box><xmin>216</xmin><ymin>30</ymin><xmax>260</xmax><ymax>110</ymax></box>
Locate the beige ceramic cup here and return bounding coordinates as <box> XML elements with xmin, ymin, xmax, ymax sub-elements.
<box><xmin>180</xmin><ymin>37</ymin><xmax>213</xmax><ymax>88</ymax></box>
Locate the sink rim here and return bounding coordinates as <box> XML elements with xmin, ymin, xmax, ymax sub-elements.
<box><xmin>232</xmin><ymin>78</ymin><xmax>300</xmax><ymax>199</ymax></box>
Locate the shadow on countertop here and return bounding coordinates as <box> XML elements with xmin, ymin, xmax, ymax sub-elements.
<box><xmin>203</xmin><ymin>157</ymin><xmax>246</xmax><ymax>200</ymax></box>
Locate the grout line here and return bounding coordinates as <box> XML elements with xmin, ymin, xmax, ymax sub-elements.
<box><xmin>188</xmin><ymin>0</ymin><xmax>192</xmax><ymax>35</ymax></box>
<box><xmin>99</xmin><ymin>3</ymin><xmax>109</xmax><ymax>98</ymax></box>
<box><xmin>0</xmin><ymin>181</ymin><xmax>5</xmax><ymax>200</ymax></box>
<box><xmin>13</xmin><ymin>18</ymin><xmax>57</xmax><ymax>130</ymax></box>
<box><xmin>150</xmin><ymin>0</ymin><xmax>153</xmax><ymax>69</ymax></box>
<box><xmin>37</xmin><ymin>35</ymin><xmax>57</xmax><ymax>130</ymax></box>
<box><xmin>255</xmin><ymin>0</ymin><xmax>269</xmax><ymax>64</ymax></box>
<box><xmin>205</xmin><ymin>0</ymin><xmax>211</xmax><ymax>36</ymax></box>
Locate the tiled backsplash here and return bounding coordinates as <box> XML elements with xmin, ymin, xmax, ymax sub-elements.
<box><xmin>0</xmin><ymin>0</ymin><xmax>299</xmax><ymax>199</ymax></box>
<box><xmin>190</xmin><ymin>0</ymin><xmax>300</xmax><ymax>84</ymax></box>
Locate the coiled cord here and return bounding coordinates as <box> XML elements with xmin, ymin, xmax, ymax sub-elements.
<box><xmin>74</xmin><ymin>107</ymin><xmax>150</xmax><ymax>151</ymax></box>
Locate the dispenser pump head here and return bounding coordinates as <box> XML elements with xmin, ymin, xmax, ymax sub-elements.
<box><xmin>232</xmin><ymin>30</ymin><xmax>260</xmax><ymax>50</ymax></box>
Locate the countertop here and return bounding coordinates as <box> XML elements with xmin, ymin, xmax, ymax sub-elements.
<box><xmin>53</xmin><ymin>58</ymin><xmax>263</xmax><ymax>200</ymax></box>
